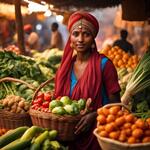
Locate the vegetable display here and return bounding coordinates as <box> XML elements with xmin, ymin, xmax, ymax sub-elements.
<box><xmin>0</xmin><ymin>126</ymin><xmax>67</xmax><ymax>150</ymax></box>
<box><xmin>96</xmin><ymin>104</ymin><xmax>150</xmax><ymax>144</ymax></box>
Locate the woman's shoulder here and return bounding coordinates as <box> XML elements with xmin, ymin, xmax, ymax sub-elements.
<box><xmin>99</xmin><ymin>53</ymin><xmax>115</xmax><ymax>68</ymax></box>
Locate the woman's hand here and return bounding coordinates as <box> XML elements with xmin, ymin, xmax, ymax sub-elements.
<box><xmin>74</xmin><ymin>111</ymin><xmax>97</xmax><ymax>135</ymax></box>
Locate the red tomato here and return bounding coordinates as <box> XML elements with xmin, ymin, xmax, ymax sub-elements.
<box><xmin>36</xmin><ymin>92</ymin><xmax>44</xmax><ymax>99</ymax></box>
<box><xmin>44</xmin><ymin>92</ymin><xmax>51</xmax><ymax>101</ymax></box>
<box><xmin>42</xmin><ymin>101</ymin><xmax>49</xmax><ymax>108</ymax></box>
<box><xmin>37</xmin><ymin>98</ymin><xmax>43</xmax><ymax>105</ymax></box>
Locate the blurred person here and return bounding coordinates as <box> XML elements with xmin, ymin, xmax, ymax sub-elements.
<box><xmin>24</xmin><ymin>24</ymin><xmax>40</xmax><ymax>50</ymax></box>
<box><xmin>50</xmin><ymin>22</ymin><xmax>63</xmax><ymax>50</ymax></box>
<box><xmin>113</xmin><ymin>29</ymin><xmax>134</xmax><ymax>55</ymax></box>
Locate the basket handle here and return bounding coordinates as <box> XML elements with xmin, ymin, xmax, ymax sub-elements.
<box><xmin>0</xmin><ymin>77</ymin><xmax>35</xmax><ymax>90</ymax></box>
<box><xmin>32</xmin><ymin>77</ymin><xmax>55</xmax><ymax>101</ymax></box>
<box><xmin>103</xmin><ymin>102</ymin><xmax>131</xmax><ymax>113</ymax></box>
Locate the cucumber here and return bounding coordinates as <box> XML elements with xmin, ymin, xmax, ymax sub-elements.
<box><xmin>21</xmin><ymin>126</ymin><xmax>44</xmax><ymax>141</ymax></box>
<box><xmin>1</xmin><ymin>139</ymin><xmax>31</xmax><ymax>150</ymax></box>
<box><xmin>0</xmin><ymin>126</ymin><xmax>29</xmax><ymax>148</ymax></box>
<box><xmin>29</xmin><ymin>143</ymin><xmax>40</xmax><ymax>150</ymax></box>
<box><xmin>30</xmin><ymin>131</ymin><xmax>49</xmax><ymax>150</ymax></box>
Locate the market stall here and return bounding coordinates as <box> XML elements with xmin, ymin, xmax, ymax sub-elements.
<box><xmin>0</xmin><ymin>1</ymin><xmax>150</xmax><ymax>150</ymax></box>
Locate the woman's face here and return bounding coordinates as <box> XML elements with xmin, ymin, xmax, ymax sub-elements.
<box><xmin>70</xmin><ymin>27</ymin><xmax>94</xmax><ymax>52</ymax></box>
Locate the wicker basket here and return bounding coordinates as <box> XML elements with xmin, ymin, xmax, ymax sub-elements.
<box><xmin>29</xmin><ymin>78</ymin><xmax>91</xmax><ymax>141</ymax></box>
<box><xmin>0</xmin><ymin>77</ymin><xmax>35</xmax><ymax>129</ymax></box>
<box><xmin>93</xmin><ymin>128</ymin><xmax>150</xmax><ymax>150</ymax></box>
<box><xmin>93</xmin><ymin>103</ymin><xmax>150</xmax><ymax>150</ymax></box>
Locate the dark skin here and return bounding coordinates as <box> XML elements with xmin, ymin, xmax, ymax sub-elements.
<box><xmin>70</xmin><ymin>27</ymin><xmax>120</xmax><ymax>135</ymax></box>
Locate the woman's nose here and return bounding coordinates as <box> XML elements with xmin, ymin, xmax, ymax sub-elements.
<box><xmin>78</xmin><ymin>33</ymin><xmax>83</xmax><ymax>42</ymax></box>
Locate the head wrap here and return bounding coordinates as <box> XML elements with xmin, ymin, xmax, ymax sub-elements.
<box><xmin>54</xmin><ymin>11</ymin><xmax>102</xmax><ymax>109</ymax></box>
<box><xmin>68</xmin><ymin>11</ymin><xmax>99</xmax><ymax>38</ymax></box>
<box><xmin>23</xmin><ymin>24</ymin><xmax>32</xmax><ymax>32</ymax></box>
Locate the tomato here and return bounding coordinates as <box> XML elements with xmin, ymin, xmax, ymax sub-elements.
<box><xmin>32</xmin><ymin>100</ymin><xmax>39</xmax><ymax>105</ymax></box>
<box><xmin>36</xmin><ymin>92</ymin><xmax>44</xmax><ymax>99</ymax></box>
<box><xmin>42</xmin><ymin>101</ymin><xmax>49</xmax><ymax>108</ymax></box>
<box><xmin>37</xmin><ymin>98</ymin><xmax>43</xmax><ymax>105</ymax></box>
<box><xmin>44</xmin><ymin>92</ymin><xmax>51</xmax><ymax>101</ymax></box>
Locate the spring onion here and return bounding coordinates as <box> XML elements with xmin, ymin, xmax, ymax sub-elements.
<box><xmin>121</xmin><ymin>47</ymin><xmax>150</xmax><ymax>105</ymax></box>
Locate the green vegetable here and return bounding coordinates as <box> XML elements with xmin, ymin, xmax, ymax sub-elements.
<box><xmin>30</xmin><ymin>131</ymin><xmax>49</xmax><ymax>150</ymax></box>
<box><xmin>52</xmin><ymin>106</ymin><xmax>66</xmax><ymax>115</ymax></box>
<box><xmin>78</xmin><ymin>98</ymin><xmax>86</xmax><ymax>110</ymax></box>
<box><xmin>21</xmin><ymin>126</ymin><xmax>44</xmax><ymax>141</ymax></box>
<box><xmin>0</xmin><ymin>126</ymin><xmax>29</xmax><ymax>148</ymax></box>
<box><xmin>1</xmin><ymin>139</ymin><xmax>31</xmax><ymax>150</ymax></box>
<box><xmin>49</xmin><ymin>130</ymin><xmax>58</xmax><ymax>140</ymax></box>
<box><xmin>121</xmin><ymin>48</ymin><xmax>150</xmax><ymax>104</ymax></box>
<box><xmin>49</xmin><ymin>141</ymin><xmax>60</xmax><ymax>150</ymax></box>
<box><xmin>41</xmin><ymin>139</ymin><xmax>51</xmax><ymax>150</ymax></box>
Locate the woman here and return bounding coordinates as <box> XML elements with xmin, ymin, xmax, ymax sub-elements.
<box><xmin>54</xmin><ymin>11</ymin><xmax>121</xmax><ymax>150</ymax></box>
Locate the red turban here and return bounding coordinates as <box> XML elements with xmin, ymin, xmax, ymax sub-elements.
<box><xmin>23</xmin><ymin>24</ymin><xmax>32</xmax><ymax>32</ymax></box>
<box><xmin>68</xmin><ymin>11</ymin><xmax>99</xmax><ymax>37</ymax></box>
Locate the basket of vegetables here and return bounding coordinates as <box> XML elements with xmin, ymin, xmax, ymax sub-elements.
<box><xmin>93</xmin><ymin>103</ymin><xmax>150</xmax><ymax>150</ymax></box>
<box><xmin>0</xmin><ymin>77</ymin><xmax>35</xmax><ymax>129</ymax></box>
<box><xmin>29</xmin><ymin>78</ymin><xmax>91</xmax><ymax>141</ymax></box>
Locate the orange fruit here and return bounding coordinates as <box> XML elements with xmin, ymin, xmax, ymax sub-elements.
<box><xmin>135</xmin><ymin>119</ymin><xmax>146</xmax><ymax>129</ymax></box>
<box><xmin>97</xmin><ymin>115</ymin><xmax>106</xmax><ymax>125</ymax></box>
<box><xmin>109</xmin><ymin>106</ymin><xmax>121</xmax><ymax>115</ymax></box>
<box><xmin>118</xmin><ymin>133</ymin><xmax>127</xmax><ymax>142</ymax></box>
<box><xmin>109</xmin><ymin>131</ymin><xmax>120</xmax><ymax>140</ymax></box>
<box><xmin>106</xmin><ymin>114</ymin><xmax>115</xmax><ymax>123</ymax></box>
<box><xmin>105</xmin><ymin>123</ymin><xmax>116</xmax><ymax>133</ymax></box>
<box><xmin>127</xmin><ymin>136</ymin><xmax>136</xmax><ymax>144</ymax></box>
<box><xmin>125</xmin><ymin>114</ymin><xmax>135</xmax><ymax>123</ymax></box>
<box><xmin>99</xmin><ymin>130</ymin><xmax>108</xmax><ymax>137</ymax></box>
<box><xmin>132</xmin><ymin>128</ymin><xmax>143</xmax><ymax>138</ymax></box>
<box><xmin>142</xmin><ymin>137</ymin><xmax>150</xmax><ymax>143</ymax></box>
<box><xmin>115</xmin><ymin>116</ymin><xmax>126</xmax><ymax>127</ymax></box>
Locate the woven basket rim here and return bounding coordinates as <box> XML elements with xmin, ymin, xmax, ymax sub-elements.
<box><xmin>29</xmin><ymin>108</ymin><xmax>82</xmax><ymax>121</ymax></box>
<box><xmin>103</xmin><ymin>103</ymin><xmax>131</xmax><ymax>112</ymax></box>
<box><xmin>0</xmin><ymin>109</ymin><xmax>29</xmax><ymax>117</ymax></box>
<box><xmin>93</xmin><ymin>128</ymin><xmax>150</xmax><ymax>147</ymax></box>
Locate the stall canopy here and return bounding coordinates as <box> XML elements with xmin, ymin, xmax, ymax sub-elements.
<box><xmin>35</xmin><ymin>0</ymin><xmax>122</xmax><ymax>10</ymax></box>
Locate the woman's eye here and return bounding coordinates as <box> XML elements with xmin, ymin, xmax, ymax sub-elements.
<box><xmin>72</xmin><ymin>31</ymin><xmax>79</xmax><ymax>37</ymax></box>
<box><xmin>83</xmin><ymin>32</ymin><xmax>91</xmax><ymax>37</ymax></box>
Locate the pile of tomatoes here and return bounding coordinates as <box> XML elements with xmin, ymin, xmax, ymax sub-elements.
<box><xmin>31</xmin><ymin>92</ymin><xmax>52</xmax><ymax>112</ymax></box>
<box><xmin>97</xmin><ymin>105</ymin><xmax>150</xmax><ymax>144</ymax></box>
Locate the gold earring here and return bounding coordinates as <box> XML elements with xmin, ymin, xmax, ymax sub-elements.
<box><xmin>91</xmin><ymin>43</ymin><xmax>95</xmax><ymax>49</ymax></box>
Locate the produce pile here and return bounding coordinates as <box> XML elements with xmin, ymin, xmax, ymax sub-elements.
<box><xmin>0</xmin><ymin>95</ymin><xmax>30</xmax><ymax>113</ymax></box>
<box><xmin>0</xmin><ymin>126</ymin><xmax>67</xmax><ymax>150</ymax></box>
<box><xmin>100</xmin><ymin>45</ymin><xmax>140</xmax><ymax>70</ymax></box>
<box><xmin>96</xmin><ymin>104</ymin><xmax>150</xmax><ymax>144</ymax></box>
<box><xmin>0</xmin><ymin>51</ymin><xmax>54</xmax><ymax>102</ymax></box>
<box><xmin>31</xmin><ymin>94</ymin><xmax>87</xmax><ymax>116</ymax></box>
<box><xmin>31</xmin><ymin>48</ymin><xmax>63</xmax><ymax>75</ymax></box>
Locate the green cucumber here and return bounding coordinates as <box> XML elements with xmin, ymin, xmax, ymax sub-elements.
<box><xmin>21</xmin><ymin>126</ymin><xmax>44</xmax><ymax>141</ymax></box>
<box><xmin>0</xmin><ymin>126</ymin><xmax>29</xmax><ymax>148</ymax></box>
<box><xmin>30</xmin><ymin>131</ymin><xmax>49</xmax><ymax>150</ymax></box>
<box><xmin>29</xmin><ymin>143</ymin><xmax>40</xmax><ymax>150</ymax></box>
<box><xmin>1</xmin><ymin>139</ymin><xmax>31</xmax><ymax>150</ymax></box>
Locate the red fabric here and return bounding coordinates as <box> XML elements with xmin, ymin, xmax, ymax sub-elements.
<box><xmin>68</xmin><ymin>11</ymin><xmax>99</xmax><ymax>37</ymax></box>
<box><xmin>54</xmin><ymin>11</ymin><xmax>102</xmax><ymax>150</ymax></box>
<box><xmin>103</xmin><ymin>60</ymin><xmax>121</xmax><ymax>96</ymax></box>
